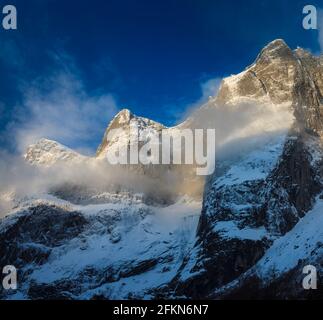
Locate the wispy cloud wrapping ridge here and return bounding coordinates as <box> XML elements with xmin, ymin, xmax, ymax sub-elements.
<box><xmin>15</xmin><ymin>71</ymin><xmax>118</xmax><ymax>154</ymax></box>
<box><xmin>2</xmin><ymin>49</ymin><xmax>119</xmax><ymax>155</ymax></box>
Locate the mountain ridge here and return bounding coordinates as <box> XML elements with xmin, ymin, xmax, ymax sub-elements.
<box><xmin>2</xmin><ymin>39</ymin><xmax>323</xmax><ymax>299</ymax></box>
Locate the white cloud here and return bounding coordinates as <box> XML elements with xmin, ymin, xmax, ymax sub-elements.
<box><xmin>176</xmin><ymin>76</ymin><xmax>223</xmax><ymax>124</ymax></box>
<box><xmin>200</xmin><ymin>77</ymin><xmax>222</xmax><ymax>101</ymax></box>
<box><xmin>11</xmin><ymin>54</ymin><xmax>119</xmax><ymax>154</ymax></box>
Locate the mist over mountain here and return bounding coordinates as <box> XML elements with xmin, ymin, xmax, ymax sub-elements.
<box><xmin>0</xmin><ymin>39</ymin><xmax>322</xmax><ymax>299</ymax></box>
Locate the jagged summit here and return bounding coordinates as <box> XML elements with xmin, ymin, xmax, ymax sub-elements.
<box><xmin>256</xmin><ymin>39</ymin><xmax>292</xmax><ymax>60</ymax></box>
<box><xmin>215</xmin><ymin>39</ymin><xmax>323</xmax><ymax>134</ymax></box>
<box><xmin>96</xmin><ymin>108</ymin><xmax>165</xmax><ymax>157</ymax></box>
<box><xmin>112</xmin><ymin>108</ymin><xmax>134</xmax><ymax>124</ymax></box>
<box><xmin>216</xmin><ymin>38</ymin><xmax>297</xmax><ymax>106</ymax></box>
<box><xmin>24</xmin><ymin>138</ymin><xmax>88</xmax><ymax>166</ymax></box>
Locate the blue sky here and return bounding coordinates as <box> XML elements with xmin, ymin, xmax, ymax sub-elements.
<box><xmin>0</xmin><ymin>0</ymin><xmax>322</xmax><ymax>154</ymax></box>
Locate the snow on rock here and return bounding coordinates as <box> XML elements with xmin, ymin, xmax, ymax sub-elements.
<box><xmin>213</xmin><ymin>221</ymin><xmax>268</xmax><ymax>241</ymax></box>
<box><xmin>215</xmin><ymin>134</ymin><xmax>287</xmax><ymax>187</ymax></box>
<box><xmin>24</xmin><ymin>138</ymin><xmax>89</xmax><ymax>166</ymax></box>
<box><xmin>0</xmin><ymin>194</ymin><xmax>201</xmax><ymax>299</ymax></box>
<box><xmin>2</xmin><ymin>39</ymin><xmax>323</xmax><ymax>300</ymax></box>
<box><xmin>256</xmin><ymin>196</ymin><xmax>323</xmax><ymax>280</ymax></box>
<box><xmin>96</xmin><ymin>108</ymin><xmax>166</xmax><ymax>159</ymax></box>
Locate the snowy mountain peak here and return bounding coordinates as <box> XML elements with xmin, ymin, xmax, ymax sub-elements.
<box><xmin>24</xmin><ymin>138</ymin><xmax>87</xmax><ymax>166</ymax></box>
<box><xmin>96</xmin><ymin>108</ymin><xmax>165</xmax><ymax>157</ymax></box>
<box><xmin>113</xmin><ymin>108</ymin><xmax>134</xmax><ymax>124</ymax></box>
<box><xmin>256</xmin><ymin>39</ymin><xmax>292</xmax><ymax>61</ymax></box>
<box><xmin>215</xmin><ymin>39</ymin><xmax>323</xmax><ymax>135</ymax></box>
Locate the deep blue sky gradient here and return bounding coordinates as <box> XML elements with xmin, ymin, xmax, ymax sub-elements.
<box><xmin>0</xmin><ymin>0</ymin><xmax>321</xmax><ymax>152</ymax></box>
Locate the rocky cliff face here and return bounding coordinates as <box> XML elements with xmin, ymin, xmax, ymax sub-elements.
<box><xmin>96</xmin><ymin>108</ymin><xmax>165</xmax><ymax>158</ymax></box>
<box><xmin>1</xmin><ymin>39</ymin><xmax>323</xmax><ymax>299</ymax></box>
<box><xmin>165</xmin><ymin>39</ymin><xmax>323</xmax><ymax>299</ymax></box>
<box><xmin>217</xmin><ymin>39</ymin><xmax>323</xmax><ymax>134</ymax></box>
